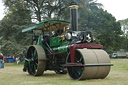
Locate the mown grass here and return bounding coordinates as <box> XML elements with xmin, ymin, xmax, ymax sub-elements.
<box><xmin>0</xmin><ymin>59</ymin><xmax>128</xmax><ymax>85</ymax></box>
<box><xmin>4</xmin><ymin>62</ymin><xmax>24</xmax><ymax>67</ymax></box>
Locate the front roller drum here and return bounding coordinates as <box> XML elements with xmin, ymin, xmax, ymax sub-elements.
<box><xmin>67</xmin><ymin>49</ymin><xmax>111</xmax><ymax>80</ymax></box>
<box><xmin>27</xmin><ymin>45</ymin><xmax>46</xmax><ymax>76</ymax></box>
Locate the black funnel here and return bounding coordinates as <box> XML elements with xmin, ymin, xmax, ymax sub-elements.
<box><xmin>69</xmin><ymin>1</ymin><xmax>79</xmax><ymax>31</ymax></box>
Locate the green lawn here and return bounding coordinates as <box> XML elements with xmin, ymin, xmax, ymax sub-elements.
<box><xmin>0</xmin><ymin>59</ymin><xmax>128</xmax><ymax>85</ymax></box>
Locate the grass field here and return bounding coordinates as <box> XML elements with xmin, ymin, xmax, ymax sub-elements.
<box><xmin>0</xmin><ymin>59</ymin><xmax>128</xmax><ymax>85</ymax></box>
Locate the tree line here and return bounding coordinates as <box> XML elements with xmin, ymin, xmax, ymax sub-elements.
<box><xmin>0</xmin><ymin>0</ymin><xmax>127</xmax><ymax>56</ymax></box>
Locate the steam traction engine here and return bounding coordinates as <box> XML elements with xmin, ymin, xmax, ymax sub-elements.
<box><xmin>22</xmin><ymin>2</ymin><xmax>112</xmax><ymax>80</ymax></box>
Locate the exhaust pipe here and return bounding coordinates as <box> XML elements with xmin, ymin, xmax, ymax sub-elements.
<box><xmin>69</xmin><ymin>1</ymin><xmax>79</xmax><ymax>31</ymax></box>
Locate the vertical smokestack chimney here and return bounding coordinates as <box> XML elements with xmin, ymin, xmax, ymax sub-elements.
<box><xmin>69</xmin><ymin>1</ymin><xmax>79</xmax><ymax>31</ymax></box>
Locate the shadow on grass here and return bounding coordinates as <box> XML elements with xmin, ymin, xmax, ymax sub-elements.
<box><xmin>42</xmin><ymin>72</ymin><xmax>67</xmax><ymax>78</ymax></box>
<box><xmin>24</xmin><ymin>71</ymin><xmax>67</xmax><ymax>78</ymax></box>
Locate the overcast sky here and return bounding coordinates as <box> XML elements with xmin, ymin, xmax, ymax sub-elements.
<box><xmin>97</xmin><ymin>0</ymin><xmax>128</xmax><ymax>20</ymax></box>
<box><xmin>0</xmin><ymin>0</ymin><xmax>128</xmax><ymax>21</ymax></box>
<box><xmin>0</xmin><ymin>0</ymin><xmax>4</xmax><ymax>20</ymax></box>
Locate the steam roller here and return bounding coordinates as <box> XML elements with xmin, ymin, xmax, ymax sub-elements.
<box><xmin>22</xmin><ymin>1</ymin><xmax>113</xmax><ymax>80</ymax></box>
<box><xmin>67</xmin><ymin>49</ymin><xmax>111</xmax><ymax>80</ymax></box>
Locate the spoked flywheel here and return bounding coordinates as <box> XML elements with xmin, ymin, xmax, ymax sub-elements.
<box><xmin>67</xmin><ymin>49</ymin><xmax>111</xmax><ymax>80</ymax></box>
<box><xmin>27</xmin><ymin>45</ymin><xmax>46</xmax><ymax>76</ymax></box>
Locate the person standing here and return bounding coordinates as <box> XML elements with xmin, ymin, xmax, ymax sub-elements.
<box><xmin>0</xmin><ymin>53</ymin><xmax>4</xmax><ymax>68</ymax></box>
<box><xmin>16</xmin><ymin>57</ymin><xmax>20</xmax><ymax>64</ymax></box>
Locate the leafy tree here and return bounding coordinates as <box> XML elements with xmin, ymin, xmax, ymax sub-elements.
<box><xmin>119</xmin><ymin>19</ymin><xmax>128</xmax><ymax>36</ymax></box>
<box><xmin>0</xmin><ymin>0</ymin><xmax>32</xmax><ymax>56</ymax></box>
<box><xmin>0</xmin><ymin>0</ymin><xmax>124</xmax><ymax>55</ymax></box>
<box><xmin>89</xmin><ymin>10</ymin><xmax>123</xmax><ymax>53</ymax></box>
<box><xmin>119</xmin><ymin>19</ymin><xmax>128</xmax><ymax>51</ymax></box>
<box><xmin>78</xmin><ymin>1</ymin><xmax>123</xmax><ymax>53</ymax></box>
<box><xmin>23</xmin><ymin>0</ymin><xmax>70</xmax><ymax>22</ymax></box>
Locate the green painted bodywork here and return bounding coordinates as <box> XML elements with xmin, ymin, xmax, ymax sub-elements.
<box><xmin>50</xmin><ymin>36</ymin><xmax>61</xmax><ymax>47</ymax></box>
<box><xmin>22</xmin><ymin>20</ymin><xmax>70</xmax><ymax>57</ymax></box>
<box><xmin>58</xmin><ymin>41</ymin><xmax>69</xmax><ymax>52</ymax></box>
<box><xmin>55</xmin><ymin>45</ymin><xmax>68</xmax><ymax>52</ymax></box>
<box><xmin>37</xmin><ymin>36</ymin><xmax>43</xmax><ymax>46</ymax></box>
<box><xmin>36</xmin><ymin>35</ymin><xmax>69</xmax><ymax>56</ymax></box>
<box><xmin>50</xmin><ymin>36</ymin><xmax>69</xmax><ymax>52</ymax></box>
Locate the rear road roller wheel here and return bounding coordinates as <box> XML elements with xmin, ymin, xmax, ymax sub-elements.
<box><xmin>67</xmin><ymin>49</ymin><xmax>111</xmax><ymax>80</ymax></box>
<box><xmin>27</xmin><ymin>45</ymin><xmax>46</xmax><ymax>76</ymax></box>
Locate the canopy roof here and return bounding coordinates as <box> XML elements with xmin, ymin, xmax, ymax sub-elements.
<box><xmin>22</xmin><ymin>20</ymin><xmax>70</xmax><ymax>32</ymax></box>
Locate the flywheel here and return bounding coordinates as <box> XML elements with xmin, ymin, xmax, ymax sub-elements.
<box><xmin>26</xmin><ymin>45</ymin><xmax>46</xmax><ymax>76</ymax></box>
<box><xmin>67</xmin><ymin>49</ymin><xmax>111</xmax><ymax>80</ymax></box>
